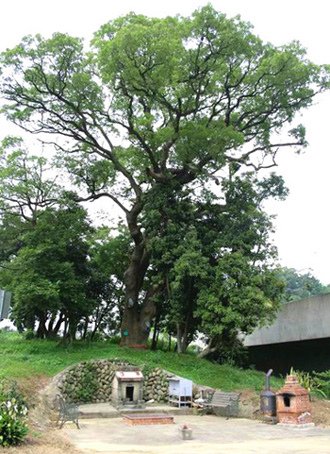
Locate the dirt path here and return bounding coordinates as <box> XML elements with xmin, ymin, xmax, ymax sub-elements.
<box><xmin>2</xmin><ymin>430</ymin><xmax>82</xmax><ymax>454</ymax></box>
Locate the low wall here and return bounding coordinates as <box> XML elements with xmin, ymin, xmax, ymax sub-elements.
<box><xmin>51</xmin><ymin>359</ymin><xmax>172</xmax><ymax>404</ymax></box>
<box><xmin>38</xmin><ymin>359</ymin><xmax>255</xmax><ymax>425</ymax></box>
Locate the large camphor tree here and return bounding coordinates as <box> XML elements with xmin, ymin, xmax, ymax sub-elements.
<box><xmin>0</xmin><ymin>6</ymin><xmax>329</xmax><ymax>347</ymax></box>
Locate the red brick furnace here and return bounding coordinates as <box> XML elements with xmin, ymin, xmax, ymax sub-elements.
<box><xmin>276</xmin><ymin>375</ymin><xmax>313</xmax><ymax>426</ymax></box>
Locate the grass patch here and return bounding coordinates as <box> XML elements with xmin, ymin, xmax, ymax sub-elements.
<box><xmin>0</xmin><ymin>331</ymin><xmax>281</xmax><ymax>391</ymax></box>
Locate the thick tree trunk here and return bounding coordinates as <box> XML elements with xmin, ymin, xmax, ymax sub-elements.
<box><xmin>176</xmin><ymin>323</ymin><xmax>183</xmax><ymax>353</ymax></box>
<box><xmin>181</xmin><ymin>318</ymin><xmax>191</xmax><ymax>353</ymax></box>
<box><xmin>175</xmin><ymin>306</ymin><xmax>194</xmax><ymax>353</ymax></box>
<box><xmin>151</xmin><ymin>327</ymin><xmax>158</xmax><ymax>351</ymax></box>
<box><xmin>47</xmin><ymin>314</ymin><xmax>56</xmax><ymax>335</ymax></box>
<box><xmin>36</xmin><ymin>312</ymin><xmax>48</xmax><ymax>338</ymax></box>
<box><xmin>90</xmin><ymin>303</ymin><xmax>112</xmax><ymax>340</ymax></box>
<box><xmin>67</xmin><ymin>318</ymin><xmax>77</xmax><ymax>341</ymax></box>
<box><xmin>82</xmin><ymin>317</ymin><xmax>89</xmax><ymax>340</ymax></box>
<box><xmin>181</xmin><ymin>334</ymin><xmax>189</xmax><ymax>354</ymax></box>
<box><xmin>120</xmin><ymin>307</ymin><xmax>149</xmax><ymax>346</ymax></box>
<box><xmin>120</xmin><ymin>201</ymin><xmax>156</xmax><ymax>347</ymax></box>
<box><xmin>63</xmin><ymin>317</ymin><xmax>68</xmax><ymax>338</ymax></box>
<box><xmin>53</xmin><ymin>312</ymin><xmax>65</xmax><ymax>336</ymax></box>
<box><xmin>198</xmin><ymin>336</ymin><xmax>219</xmax><ymax>359</ymax></box>
<box><xmin>168</xmin><ymin>334</ymin><xmax>172</xmax><ymax>352</ymax></box>
<box><xmin>151</xmin><ymin>313</ymin><xmax>160</xmax><ymax>350</ymax></box>
<box><xmin>120</xmin><ymin>280</ymin><xmax>158</xmax><ymax>346</ymax></box>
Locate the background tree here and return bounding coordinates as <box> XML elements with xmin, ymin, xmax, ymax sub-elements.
<box><xmin>195</xmin><ymin>174</ymin><xmax>285</xmax><ymax>358</ymax></box>
<box><xmin>1</xmin><ymin>6</ymin><xmax>329</xmax><ymax>346</ymax></box>
<box><xmin>0</xmin><ymin>136</ymin><xmax>59</xmax><ymax>226</ymax></box>
<box><xmin>85</xmin><ymin>226</ymin><xmax>131</xmax><ymax>340</ymax></box>
<box><xmin>0</xmin><ymin>136</ymin><xmax>61</xmax><ymax>266</ymax></box>
<box><xmin>279</xmin><ymin>267</ymin><xmax>329</xmax><ymax>302</ymax></box>
<box><xmin>0</xmin><ymin>205</ymin><xmax>95</xmax><ymax>338</ymax></box>
<box><xmin>145</xmin><ymin>173</ymin><xmax>286</xmax><ymax>355</ymax></box>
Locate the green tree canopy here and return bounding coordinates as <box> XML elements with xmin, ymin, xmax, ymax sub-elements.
<box><xmin>144</xmin><ymin>173</ymin><xmax>285</xmax><ymax>354</ymax></box>
<box><xmin>0</xmin><ymin>205</ymin><xmax>94</xmax><ymax>338</ymax></box>
<box><xmin>1</xmin><ymin>5</ymin><xmax>329</xmax><ymax>346</ymax></box>
<box><xmin>279</xmin><ymin>267</ymin><xmax>328</xmax><ymax>303</ymax></box>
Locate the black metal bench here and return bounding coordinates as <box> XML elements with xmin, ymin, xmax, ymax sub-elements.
<box><xmin>203</xmin><ymin>391</ymin><xmax>240</xmax><ymax>417</ymax></box>
<box><xmin>54</xmin><ymin>394</ymin><xmax>80</xmax><ymax>429</ymax></box>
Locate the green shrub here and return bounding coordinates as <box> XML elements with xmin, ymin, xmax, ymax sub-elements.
<box><xmin>313</xmin><ymin>370</ymin><xmax>330</xmax><ymax>398</ymax></box>
<box><xmin>24</xmin><ymin>329</ymin><xmax>36</xmax><ymax>340</ymax></box>
<box><xmin>0</xmin><ymin>379</ymin><xmax>28</xmax><ymax>447</ymax></box>
<box><xmin>289</xmin><ymin>367</ymin><xmax>327</xmax><ymax>398</ymax></box>
<box><xmin>108</xmin><ymin>335</ymin><xmax>121</xmax><ymax>344</ymax></box>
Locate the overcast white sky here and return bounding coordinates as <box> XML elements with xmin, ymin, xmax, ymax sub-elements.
<box><xmin>1</xmin><ymin>0</ymin><xmax>330</xmax><ymax>283</ymax></box>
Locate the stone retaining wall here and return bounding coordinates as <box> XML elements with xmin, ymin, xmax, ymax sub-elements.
<box><xmin>45</xmin><ymin>359</ymin><xmax>181</xmax><ymax>405</ymax></box>
<box><xmin>37</xmin><ymin>359</ymin><xmax>255</xmax><ymax>426</ymax></box>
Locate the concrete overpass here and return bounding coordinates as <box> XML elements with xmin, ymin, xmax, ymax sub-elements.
<box><xmin>243</xmin><ymin>293</ymin><xmax>330</xmax><ymax>374</ymax></box>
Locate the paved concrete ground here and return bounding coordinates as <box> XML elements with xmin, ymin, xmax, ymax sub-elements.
<box><xmin>63</xmin><ymin>414</ymin><xmax>330</xmax><ymax>454</ymax></box>
<box><xmin>78</xmin><ymin>403</ymin><xmax>192</xmax><ymax>419</ymax></box>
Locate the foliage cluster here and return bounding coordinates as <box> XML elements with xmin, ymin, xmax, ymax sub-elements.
<box><xmin>280</xmin><ymin>268</ymin><xmax>330</xmax><ymax>303</ymax></box>
<box><xmin>313</xmin><ymin>370</ymin><xmax>330</xmax><ymax>398</ymax></box>
<box><xmin>0</xmin><ymin>378</ymin><xmax>28</xmax><ymax>447</ymax></box>
<box><xmin>289</xmin><ymin>367</ymin><xmax>330</xmax><ymax>399</ymax></box>
<box><xmin>0</xmin><ymin>143</ymin><xmax>129</xmax><ymax>340</ymax></box>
